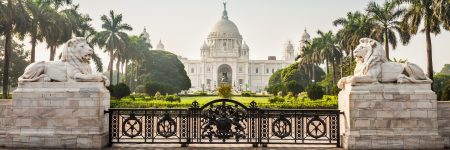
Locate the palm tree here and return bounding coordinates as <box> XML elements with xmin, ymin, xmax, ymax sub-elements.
<box><xmin>316</xmin><ymin>30</ymin><xmax>342</xmax><ymax>84</ymax></box>
<box><xmin>297</xmin><ymin>39</ymin><xmax>321</xmax><ymax>83</ymax></box>
<box><xmin>124</xmin><ymin>35</ymin><xmax>151</xmax><ymax>87</ymax></box>
<box><xmin>366</xmin><ymin>0</ymin><xmax>411</xmax><ymax>60</ymax></box>
<box><xmin>44</xmin><ymin>9</ymin><xmax>71</xmax><ymax>61</ymax></box>
<box><xmin>433</xmin><ymin>0</ymin><xmax>449</xmax><ymax>30</ymax></box>
<box><xmin>95</xmin><ymin>10</ymin><xmax>132</xmax><ymax>85</ymax></box>
<box><xmin>25</xmin><ymin>0</ymin><xmax>53</xmax><ymax>63</ymax></box>
<box><xmin>398</xmin><ymin>0</ymin><xmax>447</xmax><ymax>80</ymax></box>
<box><xmin>40</xmin><ymin>1</ymin><xmax>78</xmax><ymax>61</ymax></box>
<box><xmin>0</xmin><ymin>0</ymin><xmax>29</xmax><ymax>98</ymax></box>
<box><xmin>333</xmin><ymin>11</ymin><xmax>375</xmax><ymax>60</ymax></box>
<box><xmin>61</xmin><ymin>4</ymin><xmax>103</xmax><ymax>72</ymax></box>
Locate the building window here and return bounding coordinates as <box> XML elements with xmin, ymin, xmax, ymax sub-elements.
<box><xmin>256</xmin><ymin>68</ymin><xmax>259</xmax><ymax>74</ymax></box>
<box><xmin>207</xmin><ymin>79</ymin><xmax>211</xmax><ymax>85</ymax></box>
<box><xmin>239</xmin><ymin>79</ymin><xmax>243</xmax><ymax>84</ymax></box>
<box><xmin>191</xmin><ymin>68</ymin><xmax>194</xmax><ymax>73</ymax></box>
<box><xmin>266</xmin><ymin>68</ymin><xmax>269</xmax><ymax>74</ymax></box>
<box><xmin>207</xmin><ymin>67</ymin><xmax>210</xmax><ymax>73</ymax></box>
<box><xmin>272</xmin><ymin>68</ymin><xmax>274</xmax><ymax>73</ymax></box>
<box><xmin>239</xmin><ymin>67</ymin><xmax>243</xmax><ymax>73</ymax></box>
<box><xmin>223</xmin><ymin>42</ymin><xmax>226</xmax><ymax>47</ymax></box>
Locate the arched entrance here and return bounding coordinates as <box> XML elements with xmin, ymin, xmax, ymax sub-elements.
<box><xmin>217</xmin><ymin>64</ymin><xmax>232</xmax><ymax>85</ymax></box>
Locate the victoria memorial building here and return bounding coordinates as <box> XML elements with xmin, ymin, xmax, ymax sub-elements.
<box><xmin>142</xmin><ymin>3</ymin><xmax>311</xmax><ymax>92</ymax></box>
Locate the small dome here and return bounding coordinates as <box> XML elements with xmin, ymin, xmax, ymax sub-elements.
<box><xmin>141</xmin><ymin>27</ymin><xmax>151</xmax><ymax>44</ymax></box>
<box><xmin>156</xmin><ymin>40</ymin><xmax>165</xmax><ymax>50</ymax></box>
<box><xmin>301</xmin><ymin>28</ymin><xmax>311</xmax><ymax>41</ymax></box>
<box><xmin>285</xmin><ymin>41</ymin><xmax>294</xmax><ymax>51</ymax></box>
<box><xmin>242</xmin><ymin>41</ymin><xmax>249</xmax><ymax>49</ymax></box>
<box><xmin>201</xmin><ymin>41</ymin><xmax>209</xmax><ymax>50</ymax></box>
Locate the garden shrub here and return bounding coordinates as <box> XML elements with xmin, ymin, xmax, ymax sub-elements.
<box><xmin>217</xmin><ymin>83</ymin><xmax>232</xmax><ymax>98</ymax></box>
<box><xmin>154</xmin><ymin>91</ymin><xmax>162</xmax><ymax>100</ymax></box>
<box><xmin>268</xmin><ymin>96</ymin><xmax>285</xmax><ymax>103</ymax></box>
<box><xmin>267</xmin><ymin>83</ymin><xmax>285</xmax><ymax>95</ymax></box>
<box><xmin>285</xmin><ymin>81</ymin><xmax>304</xmax><ymax>95</ymax></box>
<box><xmin>297</xmin><ymin>92</ymin><xmax>307</xmax><ymax>99</ymax></box>
<box><xmin>165</xmin><ymin>94</ymin><xmax>181</xmax><ymax>102</ymax></box>
<box><xmin>107</xmin><ymin>83</ymin><xmax>131</xmax><ymax>100</ymax></box>
<box><xmin>193</xmin><ymin>91</ymin><xmax>208</xmax><ymax>96</ymax></box>
<box><xmin>277</xmin><ymin>91</ymin><xmax>284</xmax><ymax>97</ymax></box>
<box><xmin>145</xmin><ymin>82</ymin><xmax>171</xmax><ymax>96</ymax></box>
<box><xmin>241</xmin><ymin>91</ymin><xmax>255</xmax><ymax>97</ymax></box>
<box><xmin>433</xmin><ymin>73</ymin><xmax>450</xmax><ymax>101</ymax></box>
<box><xmin>135</xmin><ymin>85</ymin><xmax>146</xmax><ymax>93</ymax></box>
<box><xmin>305</xmin><ymin>84</ymin><xmax>324</xmax><ymax>100</ymax></box>
<box><xmin>284</xmin><ymin>92</ymin><xmax>295</xmax><ymax>103</ymax></box>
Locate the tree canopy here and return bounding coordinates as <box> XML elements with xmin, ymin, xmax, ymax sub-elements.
<box><xmin>268</xmin><ymin>63</ymin><xmax>325</xmax><ymax>95</ymax></box>
<box><xmin>129</xmin><ymin>50</ymin><xmax>191</xmax><ymax>94</ymax></box>
<box><xmin>0</xmin><ymin>38</ymin><xmax>28</xmax><ymax>88</ymax></box>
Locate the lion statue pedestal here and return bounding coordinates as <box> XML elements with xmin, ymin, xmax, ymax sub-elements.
<box><xmin>337</xmin><ymin>38</ymin><xmax>443</xmax><ymax>149</ymax></box>
<box><xmin>0</xmin><ymin>38</ymin><xmax>110</xmax><ymax>148</ymax></box>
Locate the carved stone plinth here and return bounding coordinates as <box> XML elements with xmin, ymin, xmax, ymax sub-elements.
<box><xmin>339</xmin><ymin>83</ymin><xmax>444</xmax><ymax>149</ymax></box>
<box><xmin>0</xmin><ymin>82</ymin><xmax>109</xmax><ymax>148</ymax></box>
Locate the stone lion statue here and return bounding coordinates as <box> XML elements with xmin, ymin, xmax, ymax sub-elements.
<box><xmin>337</xmin><ymin>38</ymin><xmax>431</xmax><ymax>89</ymax></box>
<box><xmin>18</xmin><ymin>37</ymin><xmax>110</xmax><ymax>86</ymax></box>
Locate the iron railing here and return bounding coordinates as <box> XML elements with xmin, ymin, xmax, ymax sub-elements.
<box><xmin>106</xmin><ymin>99</ymin><xmax>340</xmax><ymax>147</ymax></box>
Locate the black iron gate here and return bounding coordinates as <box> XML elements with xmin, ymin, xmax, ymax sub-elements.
<box><xmin>106</xmin><ymin>99</ymin><xmax>340</xmax><ymax>147</ymax></box>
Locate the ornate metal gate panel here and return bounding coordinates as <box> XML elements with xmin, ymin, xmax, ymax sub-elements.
<box><xmin>107</xmin><ymin>99</ymin><xmax>340</xmax><ymax>147</ymax></box>
<box><xmin>108</xmin><ymin>108</ymin><xmax>189</xmax><ymax>145</ymax></box>
<box><xmin>259</xmin><ymin>110</ymin><xmax>340</xmax><ymax>146</ymax></box>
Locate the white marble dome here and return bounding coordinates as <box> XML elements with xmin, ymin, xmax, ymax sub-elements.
<box><xmin>211</xmin><ymin>19</ymin><xmax>240</xmax><ymax>34</ymax></box>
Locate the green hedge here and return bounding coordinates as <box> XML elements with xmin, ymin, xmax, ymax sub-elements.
<box><xmin>111</xmin><ymin>95</ymin><xmax>338</xmax><ymax>109</ymax></box>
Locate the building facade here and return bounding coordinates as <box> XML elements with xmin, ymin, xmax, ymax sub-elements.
<box><xmin>176</xmin><ymin>3</ymin><xmax>310</xmax><ymax>92</ymax></box>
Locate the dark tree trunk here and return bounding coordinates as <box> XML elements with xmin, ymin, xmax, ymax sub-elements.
<box><xmin>332</xmin><ymin>59</ymin><xmax>336</xmax><ymax>85</ymax></box>
<box><xmin>308</xmin><ymin>64</ymin><xmax>312</xmax><ymax>83</ymax></box>
<box><xmin>124</xmin><ymin>59</ymin><xmax>128</xmax><ymax>84</ymax></box>
<box><xmin>49</xmin><ymin>46</ymin><xmax>56</xmax><ymax>61</ymax></box>
<box><xmin>340</xmin><ymin>56</ymin><xmax>343</xmax><ymax>79</ymax></box>
<box><xmin>384</xmin><ymin>27</ymin><xmax>389</xmax><ymax>60</ymax></box>
<box><xmin>425</xmin><ymin>24</ymin><xmax>434</xmax><ymax>80</ymax></box>
<box><xmin>312</xmin><ymin>65</ymin><xmax>316</xmax><ymax>83</ymax></box>
<box><xmin>349</xmin><ymin>49</ymin><xmax>354</xmax><ymax>69</ymax></box>
<box><xmin>116</xmin><ymin>57</ymin><xmax>120</xmax><ymax>84</ymax></box>
<box><xmin>3</xmin><ymin>29</ymin><xmax>12</xmax><ymax>99</ymax></box>
<box><xmin>108</xmin><ymin>49</ymin><xmax>114</xmax><ymax>85</ymax></box>
<box><xmin>30</xmin><ymin>35</ymin><xmax>37</xmax><ymax>63</ymax></box>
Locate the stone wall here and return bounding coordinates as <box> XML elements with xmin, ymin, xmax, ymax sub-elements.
<box><xmin>0</xmin><ymin>82</ymin><xmax>109</xmax><ymax>149</ymax></box>
<box><xmin>438</xmin><ymin>101</ymin><xmax>450</xmax><ymax>147</ymax></box>
<box><xmin>0</xmin><ymin>99</ymin><xmax>12</xmax><ymax>147</ymax></box>
<box><xmin>339</xmin><ymin>83</ymin><xmax>444</xmax><ymax>149</ymax></box>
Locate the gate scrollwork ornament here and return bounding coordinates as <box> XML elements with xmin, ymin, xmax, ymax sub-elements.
<box><xmin>306</xmin><ymin>116</ymin><xmax>327</xmax><ymax>139</ymax></box>
<box><xmin>200</xmin><ymin>100</ymin><xmax>248</xmax><ymax>142</ymax></box>
<box><xmin>272</xmin><ymin>114</ymin><xmax>291</xmax><ymax>138</ymax></box>
<box><xmin>122</xmin><ymin>112</ymin><xmax>142</xmax><ymax>138</ymax></box>
<box><xmin>157</xmin><ymin>113</ymin><xmax>177</xmax><ymax>138</ymax></box>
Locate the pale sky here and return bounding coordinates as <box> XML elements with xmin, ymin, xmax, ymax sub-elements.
<box><xmin>27</xmin><ymin>0</ymin><xmax>450</xmax><ymax>72</ymax></box>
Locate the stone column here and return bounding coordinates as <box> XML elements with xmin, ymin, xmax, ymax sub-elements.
<box><xmin>339</xmin><ymin>83</ymin><xmax>444</xmax><ymax>149</ymax></box>
<box><xmin>2</xmin><ymin>82</ymin><xmax>109</xmax><ymax>148</ymax></box>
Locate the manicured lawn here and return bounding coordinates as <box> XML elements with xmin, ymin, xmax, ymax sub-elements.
<box><xmin>111</xmin><ymin>95</ymin><xmax>338</xmax><ymax>109</ymax></box>
<box><xmin>179</xmin><ymin>96</ymin><xmax>270</xmax><ymax>104</ymax></box>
